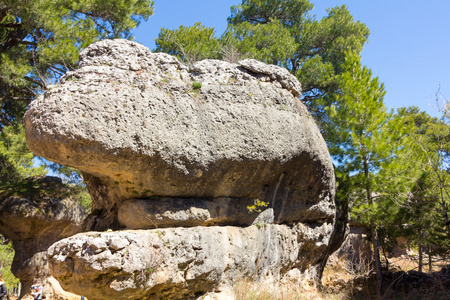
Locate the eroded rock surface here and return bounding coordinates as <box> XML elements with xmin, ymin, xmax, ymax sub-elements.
<box><xmin>23</xmin><ymin>39</ymin><xmax>341</xmax><ymax>299</ymax></box>
<box><xmin>25</xmin><ymin>39</ymin><xmax>334</xmax><ymax>230</ymax></box>
<box><xmin>0</xmin><ymin>176</ymin><xmax>87</xmax><ymax>299</ymax></box>
<box><xmin>49</xmin><ymin>223</ymin><xmax>332</xmax><ymax>299</ymax></box>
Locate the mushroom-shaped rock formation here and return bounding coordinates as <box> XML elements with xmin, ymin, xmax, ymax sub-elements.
<box><xmin>24</xmin><ymin>39</ymin><xmax>342</xmax><ymax>299</ymax></box>
<box><xmin>0</xmin><ymin>176</ymin><xmax>88</xmax><ymax>299</ymax></box>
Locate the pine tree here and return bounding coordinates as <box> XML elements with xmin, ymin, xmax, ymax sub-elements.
<box><xmin>396</xmin><ymin>107</ymin><xmax>450</xmax><ymax>268</ymax></box>
<box><xmin>326</xmin><ymin>52</ymin><xmax>413</xmax><ymax>297</ymax></box>
<box><xmin>155</xmin><ymin>22</ymin><xmax>221</xmax><ymax>66</ymax></box>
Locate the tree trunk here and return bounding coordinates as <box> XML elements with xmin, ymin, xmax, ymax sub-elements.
<box><xmin>428</xmin><ymin>247</ymin><xmax>432</xmax><ymax>273</ymax></box>
<box><xmin>418</xmin><ymin>242</ymin><xmax>423</xmax><ymax>273</ymax></box>
<box><xmin>382</xmin><ymin>246</ymin><xmax>389</xmax><ymax>271</ymax></box>
<box><xmin>370</xmin><ymin>221</ymin><xmax>383</xmax><ymax>298</ymax></box>
<box><xmin>442</xmin><ymin>202</ymin><xmax>450</xmax><ymax>239</ymax></box>
<box><xmin>364</xmin><ymin>158</ymin><xmax>382</xmax><ymax>299</ymax></box>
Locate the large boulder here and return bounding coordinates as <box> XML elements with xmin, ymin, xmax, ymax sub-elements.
<box><xmin>25</xmin><ymin>39</ymin><xmax>334</xmax><ymax>230</ymax></box>
<box><xmin>24</xmin><ymin>39</ymin><xmax>341</xmax><ymax>299</ymax></box>
<box><xmin>0</xmin><ymin>176</ymin><xmax>88</xmax><ymax>299</ymax></box>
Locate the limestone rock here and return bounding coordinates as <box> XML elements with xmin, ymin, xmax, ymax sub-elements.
<box><xmin>48</xmin><ymin>223</ymin><xmax>333</xmax><ymax>300</ymax></box>
<box><xmin>25</xmin><ymin>39</ymin><xmax>335</xmax><ymax>231</ymax></box>
<box><xmin>22</xmin><ymin>39</ymin><xmax>342</xmax><ymax>299</ymax></box>
<box><xmin>117</xmin><ymin>197</ymin><xmax>258</xmax><ymax>229</ymax></box>
<box><xmin>117</xmin><ymin>195</ymin><xmax>329</xmax><ymax>229</ymax></box>
<box><xmin>238</xmin><ymin>59</ymin><xmax>302</xmax><ymax>97</ymax></box>
<box><xmin>331</xmin><ymin>223</ymin><xmax>373</xmax><ymax>272</ymax></box>
<box><xmin>0</xmin><ymin>176</ymin><xmax>88</xmax><ymax>299</ymax></box>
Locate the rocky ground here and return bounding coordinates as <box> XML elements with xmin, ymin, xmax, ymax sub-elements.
<box><xmin>199</xmin><ymin>253</ymin><xmax>450</xmax><ymax>300</ymax></box>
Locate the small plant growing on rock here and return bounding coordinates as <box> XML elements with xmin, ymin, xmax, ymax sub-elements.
<box><xmin>247</xmin><ymin>198</ymin><xmax>268</xmax><ymax>213</ymax></box>
<box><xmin>255</xmin><ymin>222</ymin><xmax>264</xmax><ymax>229</ymax></box>
<box><xmin>192</xmin><ymin>81</ymin><xmax>202</xmax><ymax>90</ymax></box>
<box><xmin>156</xmin><ymin>230</ymin><xmax>165</xmax><ymax>238</ymax></box>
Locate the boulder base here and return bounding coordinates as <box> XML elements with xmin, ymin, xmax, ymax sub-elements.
<box><xmin>49</xmin><ymin>223</ymin><xmax>332</xmax><ymax>300</ymax></box>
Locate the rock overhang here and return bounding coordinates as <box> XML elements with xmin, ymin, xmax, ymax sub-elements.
<box><xmin>25</xmin><ymin>39</ymin><xmax>335</xmax><ymax>228</ymax></box>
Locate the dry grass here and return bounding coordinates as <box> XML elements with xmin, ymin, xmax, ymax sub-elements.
<box><xmin>227</xmin><ymin>251</ymin><xmax>449</xmax><ymax>300</ymax></box>
<box><xmin>389</xmin><ymin>253</ymin><xmax>448</xmax><ymax>273</ymax></box>
<box><xmin>323</xmin><ymin>255</ymin><xmax>359</xmax><ymax>282</ymax></box>
<box><xmin>231</xmin><ymin>275</ymin><xmax>347</xmax><ymax>300</ymax></box>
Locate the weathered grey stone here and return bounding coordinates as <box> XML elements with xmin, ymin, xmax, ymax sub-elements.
<box><xmin>118</xmin><ymin>197</ymin><xmax>257</xmax><ymax>229</ymax></box>
<box><xmin>48</xmin><ymin>223</ymin><xmax>333</xmax><ymax>300</ymax></box>
<box><xmin>238</xmin><ymin>59</ymin><xmax>302</xmax><ymax>97</ymax></box>
<box><xmin>331</xmin><ymin>223</ymin><xmax>372</xmax><ymax>272</ymax></box>
<box><xmin>24</xmin><ymin>39</ymin><xmax>335</xmax><ymax>232</ymax></box>
<box><xmin>0</xmin><ymin>176</ymin><xmax>87</xmax><ymax>299</ymax></box>
<box><xmin>118</xmin><ymin>196</ymin><xmax>327</xmax><ymax>229</ymax></box>
<box><xmin>22</xmin><ymin>39</ymin><xmax>343</xmax><ymax>299</ymax></box>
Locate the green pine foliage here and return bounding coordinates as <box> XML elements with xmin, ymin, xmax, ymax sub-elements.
<box><xmin>222</xmin><ymin>18</ymin><xmax>296</xmax><ymax>65</ymax></box>
<box><xmin>229</xmin><ymin>1</ymin><xmax>369</xmax><ymax>122</ymax></box>
<box><xmin>394</xmin><ymin>107</ymin><xmax>450</xmax><ymax>258</ymax></box>
<box><xmin>227</xmin><ymin>0</ymin><xmax>313</xmax><ymax>26</ymax></box>
<box><xmin>0</xmin><ymin>235</ymin><xmax>19</xmax><ymax>291</ymax></box>
<box><xmin>155</xmin><ymin>22</ymin><xmax>221</xmax><ymax>65</ymax></box>
<box><xmin>0</xmin><ymin>0</ymin><xmax>154</xmax><ymax>128</ymax></box>
<box><xmin>0</xmin><ymin>124</ymin><xmax>46</xmax><ymax>185</ymax></box>
<box><xmin>326</xmin><ymin>52</ymin><xmax>412</xmax><ymax>211</ymax></box>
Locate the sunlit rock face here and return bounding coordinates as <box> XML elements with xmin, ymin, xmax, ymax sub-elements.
<box><xmin>25</xmin><ymin>39</ymin><xmax>342</xmax><ymax>299</ymax></box>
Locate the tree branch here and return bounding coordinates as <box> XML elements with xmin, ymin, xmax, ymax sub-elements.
<box><xmin>10</xmin><ymin>96</ymin><xmax>33</xmax><ymax>102</ymax></box>
<box><xmin>18</xmin><ymin>40</ymin><xmax>37</xmax><ymax>46</ymax></box>
<box><xmin>50</xmin><ymin>65</ymin><xmax>67</xmax><ymax>75</ymax></box>
<box><xmin>0</xmin><ymin>23</ymin><xmax>22</xmax><ymax>28</ymax></box>
<box><xmin>69</xmin><ymin>8</ymin><xmax>113</xmax><ymax>35</ymax></box>
<box><xmin>24</xmin><ymin>76</ymin><xmax>46</xmax><ymax>89</ymax></box>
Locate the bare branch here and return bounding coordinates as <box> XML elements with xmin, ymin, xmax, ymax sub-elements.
<box><xmin>18</xmin><ymin>40</ymin><xmax>37</xmax><ymax>46</ymax></box>
<box><xmin>24</xmin><ymin>76</ymin><xmax>45</xmax><ymax>89</ymax></box>
<box><xmin>0</xmin><ymin>23</ymin><xmax>22</xmax><ymax>28</ymax></box>
<box><xmin>50</xmin><ymin>65</ymin><xmax>66</xmax><ymax>75</ymax></box>
<box><xmin>30</xmin><ymin>50</ymin><xmax>48</xmax><ymax>90</ymax></box>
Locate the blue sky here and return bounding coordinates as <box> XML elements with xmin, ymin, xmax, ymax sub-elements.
<box><xmin>133</xmin><ymin>0</ymin><xmax>450</xmax><ymax>118</ymax></box>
